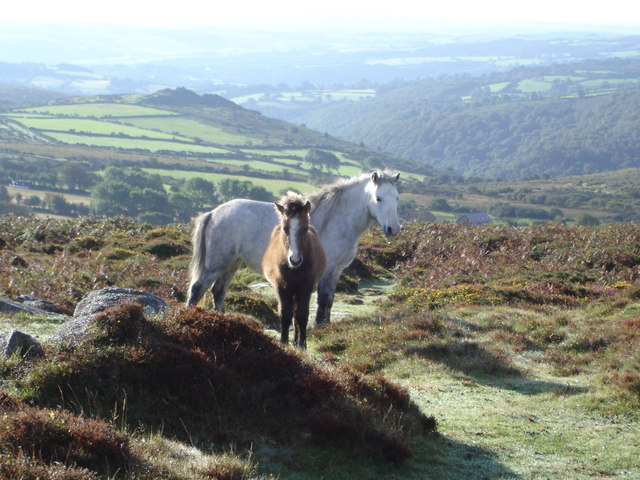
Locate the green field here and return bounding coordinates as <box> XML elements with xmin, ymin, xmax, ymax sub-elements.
<box><xmin>143</xmin><ymin>167</ymin><xmax>313</xmax><ymax>195</ymax></box>
<box><xmin>44</xmin><ymin>132</ymin><xmax>232</xmax><ymax>154</ymax></box>
<box><xmin>19</xmin><ymin>102</ymin><xmax>175</xmax><ymax>117</ymax></box>
<box><xmin>12</xmin><ymin>117</ymin><xmax>192</xmax><ymax>141</ymax></box>
<box><xmin>119</xmin><ymin>116</ymin><xmax>262</xmax><ymax>145</ymax></box>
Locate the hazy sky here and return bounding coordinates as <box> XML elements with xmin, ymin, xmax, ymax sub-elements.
<box><xmin>3</xmin><ymin>0</ymin><xmax>639</xmax><ymax>29</ymax></box>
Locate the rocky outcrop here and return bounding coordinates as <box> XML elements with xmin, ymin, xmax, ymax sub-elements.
<box><xmin>51</xmin><ymin>288</ymin><xmax>168</xmax><ymax>345</ymax></box>
<box><xmin>1</xmin><ymin>288</ymin><xmax>169</xmax><ymax>351</ymax></box>
<box><xmin>0</xmin><ymin>298</ymin><xmax>68</xmax><ymax>319</ymax></box>
<box><xmin>73</xmin><ymin>288</ymin><xmax>168</xmax><ymax>318</ymax></box>
<box><xmin>0</xmin><ymin>330</ymin><xmax>42</xmax><ymax>358</ymax></box>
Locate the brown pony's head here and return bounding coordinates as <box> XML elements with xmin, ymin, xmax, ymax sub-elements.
<box><xmin>274</xmin><ymin>192</ymin><xmax>312</xmax><ymax>269</ymax></box>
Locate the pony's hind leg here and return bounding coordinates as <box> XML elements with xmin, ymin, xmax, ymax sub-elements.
<box><xmin>186</xmin><ymin>269</ymin><xmax>223</xmax><ymax>308</ymax></box>
<box><xmin>210</xmin><ymin>260</ymin><xmax>241</xmax><ymax>312</ymax></box>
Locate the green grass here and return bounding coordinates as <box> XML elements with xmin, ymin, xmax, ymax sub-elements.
<box><xmin>143</xmin><ymin>167</ymin><xmax>313</xmax><ymax>194</ymax></box>
<box><xmin>121</xmin><ymin>116</ymin><xmax>263</xmax><ymax>145</ymax></box>
<box><xmin>18</xmin><ymin>103</ymin><xmax>176</xmax><ymax>117</ymax></box>
<box><xmin>10</xmin><ymin>116</ymin><xmax>192</xmax><ymax>141</ymax></box>
<box><xmin>44</xmin><ymin>132</ymin><xmax>232</xmax><ymax>153</ymax></box>
<box><xmin>0</xmin><ymin>313</ymin><xmax>67</xmax><ymax>341</ymax></box>
<box><xmin>516</xmin><ymin>79</ymin><xmax>554</xmax><ymax>93</ymax></box>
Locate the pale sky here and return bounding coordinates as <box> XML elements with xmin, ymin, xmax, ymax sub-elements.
<box><xmin>2</xmin><ymin>0</ymin><xmax>639</xmax><ymax>29</ymax></box>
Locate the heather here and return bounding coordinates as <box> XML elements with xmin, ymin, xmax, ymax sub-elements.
<box><xmin>1</xmin><ymin>216</ymin><xmax>639</xmax><ymax>479</ymax></box>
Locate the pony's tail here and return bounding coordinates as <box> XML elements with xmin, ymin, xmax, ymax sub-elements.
<box><xmin>189</xmin><ymin>212</ymin><xmax>212</xmax><ymax>285</ymax></box>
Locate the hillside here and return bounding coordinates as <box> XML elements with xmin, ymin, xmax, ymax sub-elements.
<box><xmin>3</xmin><ymin>86</ymin><xmax>640</xmax><ymax>226</ymax></box>
<box><xmin>0</xmin><ymin>88</ymin><xmax>432</xmax><ymax>221</ymax></box>
<box><xmin>296</xmin><ymin>58</ymin><xmax>640</xmax><ymax>180</ymax></box>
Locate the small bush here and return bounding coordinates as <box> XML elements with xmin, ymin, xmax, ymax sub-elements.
<box><xmin>225</xmin><ymin>292</ymin><xmax>279</xmax><ymax>327</ymax></box>
<box><xmin>143</xmin><ymin>238</ymin><xmax>189</xmax><ymax>259</ymax></box>
<box><xmin>66</xmin><ymin>235</ymin><xmax>103</xmax><ymax>253</ymax></box>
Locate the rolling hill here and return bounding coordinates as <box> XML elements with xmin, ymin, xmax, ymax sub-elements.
<box><xmin>0</xmin><ymin>87</ymin><xmax>436</xmax><ymax>221</ymax></box>
<box><xmin>2</xmin><ymin>86</ymin><xmax>640</xmax><ymax>226</ymax></box>
<box><xmin>295</xmin><ymin>58</ymin><xmax>640</xmax><ymax>180</ymax></box>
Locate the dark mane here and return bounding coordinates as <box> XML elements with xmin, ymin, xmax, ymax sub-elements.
<box><xmin>278</xmin><ymin>192</ymin><xmax>307</xmax><ymax>216</ymax></box>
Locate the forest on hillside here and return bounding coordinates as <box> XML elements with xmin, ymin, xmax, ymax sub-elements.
<box><xmin>297</xmin><ymin>59</ymin><xmax>640</xmax><ymax>180</ymax></box>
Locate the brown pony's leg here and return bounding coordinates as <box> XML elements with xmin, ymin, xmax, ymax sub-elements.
<box><xmin>294</xmin><ymin>288</ymin><xmax>312</xmax><ymax>349</ymax></box>
<box><xmin>278</xmin><ymin>288</ymin><xmax>293</xmax><ymax>345</ymax></box>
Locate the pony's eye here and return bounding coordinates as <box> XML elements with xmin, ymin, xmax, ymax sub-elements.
<box><xmin>376</xmin><ymin>196</ymin><xmax>382</xmax><ymax>203</ymax></box>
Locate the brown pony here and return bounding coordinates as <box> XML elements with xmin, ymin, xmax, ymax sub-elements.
<box><xmin>262</xmin><ymin>193</ymin><xmax>326</xmax><ymax>349</ymax></box>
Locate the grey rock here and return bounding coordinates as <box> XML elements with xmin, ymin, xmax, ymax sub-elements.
<box><xmin>52</xmin><ymin>288</ymin><xmax>168</xmax><ymax>345</ymax></box>
<box><xmin>0</xmin><ymin>299</ymin><xmax>68</xmax><ymax>320</ymax></box>
<box><xmin>1</xmin><ymin>330</ymin><xmax>43</xmax><ymax>357</ymax></box>
<box><xmin>73</xmin><ymin>287</ymin><xmax>168</xmax><ymax>318</ymax></box>
<box><xmin>49</xmin><ymin>316</ymin><xmax>93</xmax><ymax>345</ymax></box>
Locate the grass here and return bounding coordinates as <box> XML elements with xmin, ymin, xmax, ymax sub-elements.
<box><xmin>9</xmin><ymin>117</ymin><xmax>191</xmax><ymax>140</ymax></box>
<box><xmin>43</xmin><ymin>132</ymin><xmax>232</xmax><ymax>154</ymax></box>
<box><xmin>120</xmin><ymin>117</ymin><xmax>261</xmax><ymax>145</ymax></box>
<box><xmin>18</xmin><ymin>103</ymin><xmax>176</xmax><ymax>117</ymax></box>
<box><xmin>143</xmin><ymin>168</ymin><xmax>313</xmax><ymax>195</ymax></box>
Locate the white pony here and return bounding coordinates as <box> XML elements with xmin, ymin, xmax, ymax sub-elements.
<box><xmin>186</xmin><ymin>170</ymin><xmax>401</xmax><ymax>324</ymax></box>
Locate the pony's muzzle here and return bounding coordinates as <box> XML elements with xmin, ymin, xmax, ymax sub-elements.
<box><xmin>385</xmin><ymin>224</ymin><xmax>401</xmax><ymax>236</ymax></box>
<box><xmin>288</xmin><ymin>255</ymin><xmax>303</xmax><ymax>269</ymax></box>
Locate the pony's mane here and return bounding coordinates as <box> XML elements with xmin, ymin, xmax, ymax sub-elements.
<box><xmin>307</xmin><ymin>170</ymin><xmax>397</xmax><ymax>212</ymax></box>
<box><xmin>277</xmin><ymin>191</ymin><xmax>308</xmax><ymax>217</ymax></box>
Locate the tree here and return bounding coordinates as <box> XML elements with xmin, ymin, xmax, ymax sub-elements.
<box><xmin>57</xmin><ymin>162</ymin><xmax>97</xmax><ymax>191</ymax></box>
<box><xmin>91</xmin><ymin>167</ymin><xmax>169</xmax><ymax>217</ymax></box>
<box><xmin>216</xmin><ymin>179</ymin><xmax>273</xmax><ymax>203</ymax></box>
<box><xmin>0</xmin><ymin>186</ymin><xmax>9</xmax><ymax>202</ymax></box>
<box><xmin>182</xmin><ymin>177</ymin><xmax>216</xmax><ymax>209</ymax></box>
<box><xmin>304</xmin><ymin>149</ymin><xmax>340</xmax><ymax>173</ymax></box>
<box><xmin>576</xmin><ymin>213</ymin><xmax>601</xmax><ymax>226</ymax></box>
<box><xmin>170</xmin><ymin>192</ymin><xmax>195</xmax><ymax>222</ymax></box>
<box><xmin>46</xmin><ymin>194</ymin><xmax>73</xmax><ymax>215</ymax></box>
<box><xmin>429</xmin><ymin>198</ymin><xmax>452</xmax><ymax>212</ymax></box>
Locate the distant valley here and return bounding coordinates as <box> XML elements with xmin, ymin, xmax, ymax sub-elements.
<box><xmin>1</xmin><ymin>25</ymin><xmax>639</xmax><ymax>225</ymax></box>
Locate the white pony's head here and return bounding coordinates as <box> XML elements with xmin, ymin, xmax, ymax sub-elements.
<box><xmin>366</xmin><ymin>171</ymin><xmax>401</xmax><ymax>237</ymax></box>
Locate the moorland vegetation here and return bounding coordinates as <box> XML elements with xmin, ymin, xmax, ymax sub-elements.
<box><xmin>0</xmin><ymin>215</ymin><xmax>639</xmax><ymax>479</ymax></box>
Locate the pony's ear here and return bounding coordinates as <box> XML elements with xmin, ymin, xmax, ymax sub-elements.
<box><xmin>371</xmin><ymin>171</ymin><xmax>379</xmax><ymax>184</ymax></box>
<box><xmin>394</xmin><ymin>173</ymin><xmax>400</xmax><ymax>183</ymax></box>
<box><xmin>303</xmin><ymin>200</ymin><xmax>311</xmax><ymax>213</ymax></box>
<box><xmin>274</xmin><ymin>203</ymin><xmax>285</xmax><ymax>215</ymax></box>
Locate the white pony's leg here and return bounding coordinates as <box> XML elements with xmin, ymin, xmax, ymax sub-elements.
<box><xmin>314</xmin><ymin>268</ymin><xmax>341</xmax><ymax>325</ymax></box>
<box><xmin>186</xmin><ymin>268</ymin><xmax>223</xmax><ymax>308</ymax></box>
<box><xmin>210</xmin><ymin>261</ymin><xmax>241</xmax><ymax>312</ymax></box>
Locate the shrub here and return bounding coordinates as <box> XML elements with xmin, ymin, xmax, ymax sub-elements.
<box><xmin>143</xmin><ymin>238</ymin><xmax>189</xmax><ymax>259</ymax></box>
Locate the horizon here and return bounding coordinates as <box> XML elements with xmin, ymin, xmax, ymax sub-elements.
<box><xmin>3</xmin><ymin>0</ymin><xmax>640</xmax><ymax>30</ymax></box>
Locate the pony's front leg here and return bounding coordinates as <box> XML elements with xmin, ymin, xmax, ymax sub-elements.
<box><xmin>279</xmin><ymin>293</ymin><xmax>293</xmax><ymax>345</ymax></box>
<box><xmin>294</xmin><ymin>291</ymin><xmax>312</xmax><ymax>349</ymax></box>
<box><xmin>315</xmin><ymin>272</ymin><xmax>339</xmax><ymax>325</ymax></box>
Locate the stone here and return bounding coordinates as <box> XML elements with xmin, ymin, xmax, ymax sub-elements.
<box><xmin>51</xmin><ymin>288</ymin><xmax>168</xmax><ymax>345</ymax></box>
<box><xmin>1</xmin><ymin>330</ymin><xmax>42</xmax><ymax>357</ymax></box>
<box><xmin>73</xmin><ymin>287</ymin><xmax>168</xmax><ymax>319</ymax></box>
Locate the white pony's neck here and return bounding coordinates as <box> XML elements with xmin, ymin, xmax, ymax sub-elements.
<box><xmin>311</xmin><ymin>175</ymin><xmax>374</xmax><ymax>237</ymax></box>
